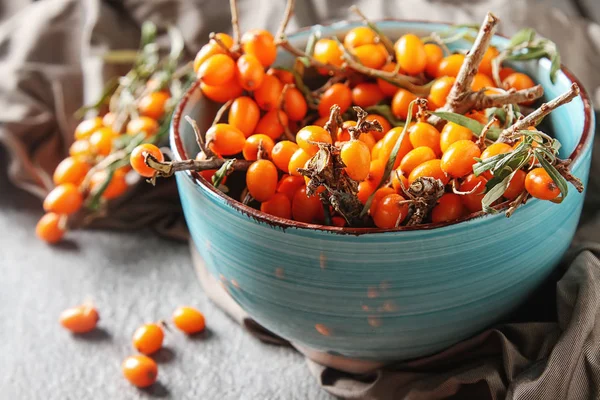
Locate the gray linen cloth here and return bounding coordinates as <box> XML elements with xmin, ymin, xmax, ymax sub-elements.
<box><xmin>1</xmin><ymin>1</ymin><xmax>599</xmax><ymax>399</ymax></box>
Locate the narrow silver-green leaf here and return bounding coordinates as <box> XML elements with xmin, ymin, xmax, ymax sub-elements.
<box><xmin>212</xmin><ymin>159</ymin><xmax>235</xmax><ymax>187</ymax></box>
<box><xmin>536</xmin><ymin>150</ymin><xmax>568</xmax><ymax>200</ymax></box>
<box><xmin>481</xmin><ymin>172</ymin><xmax>514</xmax><ymax>213</ymax></box>
<box><xmin>550</xmin><ymin>50</ymin><xmax>561</xmax><ymax>84</ymax></box>
<box><xmin>504</xmin><ymin>47</ymin><xmax>548</xmax><ymax>61</ymax></box>
<box><xmin>431</xmin><ymin>111</ymin><xmax>503</xmax><ymax>140</ymax></box>
<box><xmin>507</xmin><ymin>28</ymin><xmax>536</xmax><ymax>48</ymax></box>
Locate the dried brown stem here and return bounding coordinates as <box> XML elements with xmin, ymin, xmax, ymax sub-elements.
<box><xmin>473</xmin><ymin>85</ymin><xmax>544</xmax><ymax>110</ymax></box>
<box><xmin>555</xmin><ymin>159</ymin><xmax>585</xmax><ymax>193</ymax></box>
<box><xmin>276</xmin><ymin>40</ymin><xmax>344</xmax><ymax>74</ymax></box>
<box><xmin>278</xmin><ymin>84</ymin><xmax>296</xmax><ymax>142</ymax></box>
<box><xmin>500</xmin><ymin>83</ymin><xmax>580</xmax><ymax>139</ymax></box>
<box><xmin>276</xmin><ymin>0</ymin><xmax>295</xmax><ymax>41</ymax></box>
<box><xmin>348</xmin><ymin>106</ymin><xmax>382</xmax><ymax>140</ymax></box>
<box><xmin>144</xmin><ymin>154</ymin><xmax>252</xmax><ymax>178</ymax></box>
<box><xmin>312</xmin><ymin>75</ymin><xmax>346</xmax><ymax>97</ymax></box>
<box><xmin>477</xmin><ymin>116</ymin><xmax>498</xmax><ymax>149</ymax></box>
<box><xmin>229</xmin><ymin>0</ymin><xmax>241</xmax><ymax>49</ymax></box>
<box><xmin>505</xmin><ymin>191</ymin><xmax>529</xmax><ymax>217</ymax></box>
<box><xmin>323</xmin><ymin>105</ymin><xmax>343</xmax><ymax>143</ymax></box>
<box><xmin>212</xmin><ymin>100</ymin><xmax>233</xmax><ymax>126</ymax></box>
<box><xmin>349</xmin><ymin>5</ymin><xmax>395</xmax><ymax>55</ymax></box>
<box><xmin>185</xmin><ymin>115</ymin><xmax>215</xmax><ymax>159</ymax></box>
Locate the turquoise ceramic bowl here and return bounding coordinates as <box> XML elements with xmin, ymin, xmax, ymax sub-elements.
<box><xmin>171</xmin><ymin>21</ymin><xmax>594</xmax><ymax>361</ymax></box>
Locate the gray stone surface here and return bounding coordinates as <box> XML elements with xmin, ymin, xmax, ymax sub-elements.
<box><xmin>0</xmin><ymin>170</ymin><xmax>331</xmax><ymax>399</ymax></box>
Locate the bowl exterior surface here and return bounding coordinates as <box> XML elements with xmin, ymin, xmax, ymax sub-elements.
<box><xmin>172</xmin><ymin>21</ymin><xmax>594</xmax><ymax>360</ymax></box>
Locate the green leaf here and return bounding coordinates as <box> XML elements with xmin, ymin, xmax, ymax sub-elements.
<box><xmin>141</xmin><ymin>21</ymin><xmax>158</xmax><ymax>48</ymax></box>
<box><xmin>473</xmin><ymin>152</ymin><xmax>511</xmax><ymax>176</ymax></box>
<box><xmin>550</xmin><ymin>50</ymin><xmax>561</xmax><ymax>84</ymax></box>
<box><xmin>507</xmin><ymin>28</ymin><xmax>536</xmax><ymax>48</ymax></box>
<box><xmin>212</xmin><ymin>159</ymin><xmax>235</xmax><ymax>187</ymax></box>
<box><xmin>481</xmin><ymin>172</ymin><xmax>514</xmax><ymax>213</ymax></box>
<box><xmin>431</xmin><ymin>111</ymin><xmax>503</xmax><ymax>140</ymax></box>
<box><xmin>74</xmin><ymin>78</ymin><xmax>119</xmax><ymax>119</ymax></box>
<box><xmin>305</xmin><ymin>31</ymin><xmax>319</xmax><ymax>56</ymax></box>
<box><xmin>536</xmin><ymin>152</ymin><xmax>568</xmax><ymax>200</ymax></box>
<box><xmin>102</xmin><ymin>50</ymin><xmax>139</xmax><ymax>64</ymax></box>
<box><xmin>504</xmin><ymin>47</ymin><xmax>548</xmax><ymax>61</ymax></box>
<box><xmin>551</xmin><ymin>139</ymin><xmax>562</xmax><ymax>153</ymax></box>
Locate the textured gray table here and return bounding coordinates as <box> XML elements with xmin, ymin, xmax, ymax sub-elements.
<box><xmin>0</xmin><ymin>165</ymin><xmax>331</xmax><ymax>399</ymax></box>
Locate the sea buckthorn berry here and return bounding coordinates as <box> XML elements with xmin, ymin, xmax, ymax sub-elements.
<box><xmin>254</xmin><ymin>74</ymin><xmax>283</xmax><ymax>111</ymax></box>
<box><xmin>292</xmin><ymin>187</ymin><xmax>324</xmax><ymax>223</ymax></box>
<box><xmin>369</xmin><ymin>186</ymin><xmax>396</xmax><ymax>216</ymax></box>
<box><xmin>357</xmin><ymin>181</ymin><xmax>376</xmax><ymax>204</ymax></box>
<box><xmin>36</xmin><ymin>212</ymin><xmax>65</xmax><ymax>244</ymax></box>
<box><xmin>206</xmin><ymin>123</ymin><xmax>246</xmax><ymax>155</ymax></box>
<box><xmin>478</xmin><ymin>46</ymin><xmax>499</xmax><ymax>77</ymax></box>
<box><xmin>337</xmin><ymin>121</ymin><xmax>356</xmax><ymax>143</ymax></box>
<box><xmin>428</xmin><ymin>76</ymin><xmax>456</xmax><ymax>109</ymax></box>
<box><xmin>198</xmin><ymin>54</ymin><xmax>236</xmax><ymax>86</ymax></box>
<box><xmin>122</xmin><ymin>355</ymin><xmax>158</xmax><ymax>388</ymax></box>
<box><xmin>69</xmin><ymin>140</ymin><xmax>92</xmax><ymax>159</ymax></box>
<box><xmin>318</xmin><ymin>83</ymin><xmax>352</xmax><ymax>117</ymax></box>
<box><xmin>431</xmin><ymin>193</ymin><xmax>465</xmax><ymax>223</ymax></box>
<box><xmin>138</xmin><ymin>91</ymin><xmax>170</xmax><ymax>120</ymax></box>
<box><xmin>89</xmin><ymin>127</ymin><xmax>115</xmax><ymax>156</ymax></box>
<box><xmin>366</xmin><ymin>159</ymin><xmax>386</xmax><ymax>186</ymax></box>
<box><xmin>459</xmin><ymin>174</ymin><xmax>487</xmax><ymax>212</ymax></box>
<box><xmin>373</xmin><ymin>194</ymin><xmax>409</xmax><ymax>228</ymax></box>
<box><xmin>255</xmin><ymin>109</ymin><xmax>289</xmax><ymax>140</ymax></box>
<box><xmin>313</xmin><ymin>39</ymin><xmax>344</xmax><ymax>68</ymax></box>
<box><xmin>391</xmin><ymin>169</ymin><xmax>409</xmax><ymax>193</ymax></box>
<box><xmin>53</xmin><ymin>157</ymin><xmax>90</xmax><ymax>186</ymax></box>
<box><xmin>503</xmin><ymin>169</ymin><xmax>527</xmax><ymax>200</ymax></box>
<box><xmin>352</xmin><ymin>44</ymin><xmax>387</xmax><ymax>69</ymax></box>
<box><xmin>499</xmin><ymin>67</ymin><xmax>516</xmax><ymax>82</ymax></box>
<box><xmin>351</xmin><ymin>83</ymin><xmax>385</xmax><ymax>109</ymax></box>
<box><xmin>377</xmin><ymin>62</ymin><xmax>401</xmax><ymax>97</ymax></box>
<box><xmin>60</xmin><ymin>304</ymin><xmax>99</xmax><ymax>333</ymax></box>
<box><xmin>296</xmin><ymin>125</ymin><xmax>332</xmax><ymax>156</ymax></box>
<box><xmin>133</xmin><ymin>323</ymin><xmax>164</xmax><ymax>355</ymax></box>
<box><xmin>359</xmin><ymin>132</ymin><xmax>377</xmax><ymax>151</ymax></box>
<box><xmin>200</xmin><ymin>80</ymin><xmax>243</xmax><ymax>103</ymax></box>
<box><xmin>525</xmin><ymin>167</ymin><xmax>560</xmax><ymax>200</ymax></box>
<box><xmin>436</xmin><ymin>53</ymin><xmax>465</xmax><ymax>78</ymax></box>
<box><xmin>272</xmin><ymin>141</ymin><xmax>300</xmax><ymax>172</ymax></box>
<box><xmin>440</xmin><ymin>122</ymin><xmax>473</xmax><ymax>153</ymax></box>
<box><xmin>267</xmin><ymin>68</ymin><xmax>295</xmax><ymax>84</ymax></box>
<box><xmin>228</xmin><ymin>96</ymin><xmax>260</xmax><ymax>137</ymax></box>
<box><xmin>408</xmin><ymin>159</ymin><xmax>449</xmax><ymax>185</ymax></box>
<box><xmin>332</xmin><ymin>216</ymin><xmax>346</xmax><ymax>227</ymax></box>
<box><xmin>277</xmin><ymin>175</ymin><xmax>305</xmax><ymax>201</ymax></box>
<box><xmin>380</xmin><ymin>127</ymin><xmax>414</xmax><ymax>166</ymax></box>
<box><xmin>408</xmin><ymin>122</ymin><xmax>442</xmax><ymax>156</ymax></box>
<box><xmin>424</xmin><ymin>43</ymin><xmax>443</xmax><ymax>77</ymax></box>
<box><xmin>284</xmin><ymin>87</ymin><xmax>308</xmax><ymax>121</ymax></box>
<box><xmin>441</xmin><ymin>140</ymin><xmax>481</xmax><ymax>178</ymax></box>
<box><xmin>130</xmin><ymin>144</ymin><xmax>164</xmax><ymax>178</ymax></box>
<box><xmin>242</xmin><ymin>29</ymin><xmax>277</xmax><ymax>67</ymax></box>
<box><xmin>126</xmin><ymin>116</ymin><xmax>159</xmax><ymax>138</ymax></box>
<box><xmin>288</xmin><ymin>148</ymin><xmax>312</xmax><ymax>176</ymax></box>
<box><xmin>236</xmin><ymin>54</ymin><xmax>265</xmax><ymax>91</ymax></box>
<box><xmin>371</xmin><ymin>139</ymin><xmax>384</xmax><ymax>160</ymax></box>
<box><xmin>247</xmin><ymin>159</ymin><xmax>278</xmax><ymax>202</ymax></box>
<box><xmin>74</xmin><ymin>117</ymin><xmax>103</xmax><ymax>140</ymax></box>
<box><xmin>90</xmin><ymin>169</ymin><xmax>128</xmax><ymax>200</ymax></box>
<box><xmin>394</xmin><ymin>34</ymin><xmax>427</xmax><ymax>75</ymax></box>
<box><xmin>193</xmin><ymin>33</ymin><xmax>233</xmax><ymax>72</ymax></box>
<box><xmin>340</xmin><ymin>140</ymin><xmax>371</xmax><ymax>181</ymax></box>
<box><xmin>344</xmin><ymin>26</ymin><xmax>377</xmax><ymax>48</ymax></box>
<box><xmin>242</xmin><ymin>134</ymin><xmax>275</xmax><ymax>161</ymax></box>
<box><xmin>391</xmin><ymin>89</ymin><xmax>418</xmax><ymax>120</ymax></box>
<box><xmin>312</xmin><ymin>116</ymin><xmax>329</xmax><ymax>127</ymax></box>
<box><xmin>195</xmin><ymin>151</ymin><xmax>223</xmax><ymax>184</ymax></box>
<box><xmin>366</xmin><ymin>114</ymin><xmax>391</xmax><ymax>141</ymax></box>
<box><xmin>44</xmin><ymin>183</ymin><xmax>83</xmax><ymax>215</ymax></box>
<box><xmin>400</xmin><ymin>146</ymin><xmax>437</xmax><ymax>174</ymax></box>
<box><xmin>471</xmin><ymin>73</ymin><xmax>495</xmax><ymax>91</ymax></box>
<box><xmin>502</xmin><ymin>72</ymin><xmax>535</xmax><ymax>92</ymax></box>
<box><xmin>260</xmin><ymin>192</ymin><xmax>292</xmax><ymax>219</ymax></box>
<box><xmin>172</xmin><ymin>306</ymin><xmax>206</xmax><ymax>334</ymax></box>
<box><xmin>480</xmin><ymin>142</ymin><xmax>513</xmax><ymax>178</ymax></box>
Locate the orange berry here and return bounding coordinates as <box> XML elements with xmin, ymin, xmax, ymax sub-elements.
<box><xmin>391</xmin><ymin>89</ymin><xmax>418</xmax><ymax>120</ymax></box>
<box><xmin>89</xmin><ymin>127</ymin><xmax>116</xmax><ymax>156</ymax></box>
<box><xmin>283</xmin><ymin>87</ymin><xmax>308</xmax><ymax>121</ymax></box>
<box><xmin>340</xmin><ymin>140</ymin><xmax>371</xmax><ymax>181</ymax></box>
<box><xmin>53</xmin><ymin>157</ymin><xmax>90</xmax><ymax>186</ymax></box>
<box><xmin>236</xmin><ymin>54</ymin><xmax>265</xmax><ymax>91</ymax></box>
<box><xmin>172</xmin><ymin>306</ymin><xmax>206</xmax><ymax>334</ymax></box>
<box><xmin>441</xmin><ymin>140</ymin><xmax>481</xmax><ymax>178</ymax></box>
<box><xmin>36</xmin><ymin>212</ymin><xmax>65</xmax><ymax>244</ymax></box>
<box><xmin>102</xmin><ymin>112</ymin><xmax>117</xmax><ymax>129</ymax></box>
<box><xmin>358</xmin><ymin>132</ymin><xmax>377</xmax><ymax>151</ymax></box>
<box><xmin>525</xmin><ymin>167</ymin><xmax>560</xmax><ymax>200</ymax></box>
<box><xmin>193</xmin><ymin>34</ymin><xmax>233</xmax><ymax>71</ymax></box>
<box><xmin>312</xmin><ymin>116</ymin><xmax>329</xmax><ymax>127</ymax></box>
<box><xmin>296</xmin><ymin>125</ymin><xmax>332</xmax><ymax>156</ymax></box>
<box><xmin>69</xmin><ymin>140</ymin><xmax>92</xmax><ymax>159</ymax></box>
<box><xmin>247</xmin><ymin>159</ymin><xmax>278</xmax><ymax>202</ymax></box>
<box><xmin>200</xmin><ymin>80</ymin><xmax>243</xmax><ymax>103</ymax></box>
<box><xmin>408</xmin><ymin>159</ymin><xmax>449</xmax><ymax>185</ymax></box>
<box><xmin>277</xmin><ymin>175</ymin><xmax>305</xmax><ymax>201</ymax></box>
<box><xmin>391</xmin><ymin>169</ymin><xmax>409</xmax><ymax>193</ymax></box>
<box><xmin>394</xmin><ymin>34</ymin><xmax>426</xmax><ymax>75</ymax></box>
<box><xmin>130</xmin><ymin>144</ymin><xmax>164</xmax><ymax>177</ymax></box>
<box><xmin>351</xmin><ymin>83</ymin><xmax>385</xmax><ymax>109</ymax></box>
<box><xmin>503</xmin><ymin>72</ymin><xmax>536</xmax><ymax>105</ymax></box>
<box><xmin>126</xmin><ymin>116</ymin><xmax>159</xmax><ymax>138</ymax></box>
<box><xmin>206</xmin><ymin>123</ymin><xmax>246</xmax><ymax>155</ymax></box>
<box><xmin>242</xmin><ymin>134</ymin><xmax>275</xmax><ymax>161</ymax></box>
<box><xmin>471</xmin><ymin>73</ymin><xmax>495</xmax><ymax>91</ymax></box>
<box><xmin>228</xmin><ymin>96</ymin><xmax>260</xmax><ymax>137</ymax></box>
<box><xmin>198</xmin><ymin>54</ymin><xmax>236</xmax><ymax>86</ymax></box>
<box><xmin>431</xmin><ymin>193</ymin><xmax>465</xmax><ymax>223</ymax></box>
<box><xmin>60</xmin><ymin>304</ymin><xmax>99</xmax><ymax>333</ymax></box>
<box><xmin>288</xmin><ymin>148</ymin><xmax>312</xmax><ymax>176</ymax></box>
<box><xmin>440</xmin><ymin>122</ymin><xmax>473</xmax><ymax>153</ymax></box>
<box><xmin>399</xmin><ymin>146</ymin><xmax>436</xmax><ymax>174</ymax></box>
<box><xmin>44</xmin><ymin>183</ymin><xmax>83</xmax><ymax>215</ymax></box>
<box><xmin>380</xmin><ymin>126</ymin><xmax>414</xmax><ymax>167</ymax></box>
<box><xmin>503</xmin><ymin>169</ymin><xmax>527</xmax><ymax>200</ymax></box>
<box><xmin>366</xmin><ymin>114</ymin><xmax>391</xmax><ymax>141</ymax></box>
<box><xmin>318</xmin><ymin>83</ymin><xmax>352</xmax><ymax>117</ymax></box>
<box><xmin>436</xmin><ymin>53</ymin><xmax>465</xmax><ymax>78</ymax></box>
<box><xmin>74</xmin><ymin>117</ymin><xmax>103</xmax><ymax>140</ymax></box>
<box><xmin>480</xmin><ymin>142</ymin><xmax>513</xmax><ymax>179</ymax></box>
<box><xmin>369</xmin><ymin>186</ymin><xmax>396</xmax><ymax>216</ymax></box>
<box><xmin>254</xmin><ymin>109</ymin><xmax>288</xmax><ymax>140</ymax></box>
<box><xmin>352</xmin><ymin>44</ymin><xmax>387</xmax><ymax>69</ymax></box>
<box><xmin>499</xmin><ymin>67</ymin><xmax>516</xmax><ymax>82</ymax></box>
<box><xmin>344</xmin><ymin>26</ymin><xmax>377</xmax><ymax>48</ymax></box>
<box><xmin>428</xmin><ymin>76</ymin><xmax>456</xmax><ymax>109</ymax></box>
<box><xmin>254</xmin><ymin>74</ymin><xmax>283</xmax><ymax>111</ymax></box>
<box><xmin>366</xmin><ymin>158</ymin><xmax>386</xmax><ymax>186</ymax></box>
<box><xmin>241</xmin><ymin>29</ymin><xmax>277</xmax><ymax>67</ymax></box>
<box><xmin>272</xmin><ymin>140</ymin><xmax>300</xmax><ymax>172</ymax></box>
<box><xmin>478</xmin><ymin>46</ymin><xmax>499</xmax><ymax>77</ymax></box>
<box><xmin>132</xmin><ymin>323</ymin><xmax>164</xmax><ymax>355</ymax></box>
<box><xmin>357</xmin><ymin>181</ymin><xmax>376</xmax><ymax>204</ymax></box>
<box><xmin>424</xmin><ymin>43</ymin><xmax>443</xmax><ymax>77</ymax></box>
<box><xmin>122</xmin><ymin>355</ymin><xmax>158</xmax><ymax>388</ymax></box>
<box><xmin>377</xmin><ymin>62</ymin><xmax>401</xmax><ymax>97</ymax></box>
<box><xmin>267</xmin><ymin>68</ymin><xmax>295</xmax><ymax>84</ymax></box>
<box><xmin>371</xmin><ymin>139</ymin><xmax>384</xmax><ymax>160</ymax></box>
<box><xmin>332</xmin><ymin>216</ymin><xmax>346</xmax><ymax>227</ymax></box>
<box><xmin>90</xmin><ymin>169</ymin><xmax>128</xmax><ymax>200</ymax></box>
<box><xmin>373</xmin><ymin>194</ymin><xmax>409</xmax><ymax>228</ymax></box>
<box><xmin>313</xmin><ymin>39</ymin><xmax>343</xmax><ymax>67</ymax></box>
<box><xmin>260</xmin><ymin>192</ymin><xmax>292</xmax><ymax>219</ymax></box>
<box><xmin>408</xmin><ymin>122</ymin><xmax>442</xmax><ymax>156</ymax></box>
<box><xmin>459</xmin><ymin>174</ymin><xmax>487</xmax><ymax>212</ymax></box>
<box><xmin>138</xmin><ymin>91</ymin><xmax>170</xmax><ymax>120</ymax></box>
<box><xmin>292</xmin><ymin>187</ymin><xmax>324</xmax><ymax>224</ymax></box>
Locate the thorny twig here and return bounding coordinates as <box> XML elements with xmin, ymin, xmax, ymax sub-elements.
<box><xmin>229</xmin><ymin>0</ymin><xmax>241</xmax><ymax>49</ymax></box>
<box><xmin>477</xmin><ymin>116</ymin><xmax>498</xmax><ymax>149</ymax></box>
<box><xmin>185</xmin><ymin>115</ymin><xmax>215</xmax><ymax>159</ymax></box>
<box><xmin>323</xmin><ymin>105</ymin><xmax>343</xmax><ymax>143</ymax></box>
<box><xmin>144</xmin><ymin>153</ymin><xmax>252</xmax><ymax>180</ymax></box>
<box><xmin>347</xmin><ymin>106</ymin><xmax>382</xmax><ymax>140</ymax></box>
<box><xmin>276</xmin><ymin>0</ymin><xmax>296</xmax><ymax>41</ymax></box>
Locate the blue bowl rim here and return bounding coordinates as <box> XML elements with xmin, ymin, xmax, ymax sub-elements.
<box><xmin>171</xmin><ymin>19</ymin><xmax>594</xmax><ymax>235</ymax></box>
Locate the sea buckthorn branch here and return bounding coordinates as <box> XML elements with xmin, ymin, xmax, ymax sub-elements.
<box><xmin>229</xmin><ymin>0</ymin><xmax>241</xmax><ymax>50</ymax></box>
<box><xmin>275</xmin><ymin>0</ymin><xmax>296</xmax><ymax>42</ymax></box>
<box><xmin>323</xmin><ymin>105</ymin><xmax>343</xmax><ymax>143</ymax></box>
<box><xmin>464</xmin><ymin>85</ymin><xmax>544</xmax><ymax>114</ymax></box>
<box><xmin>184</xmin><ymin>115</ymin><xmax>216</xmax><ymax>159</ymax></box>
<box><xmin>143</xmin><ymin>153</ymin><xmax>252</xmax><ymax>181</ymax></box>
<box><xmin>349</xmin><ymin>5</ymin><xmax>395</xmax><ymax>56</ymax></box>
<box><xmin>347</xmin><ymin>106</ymin><xmax>382</xmax><ymax>141</ymax></box>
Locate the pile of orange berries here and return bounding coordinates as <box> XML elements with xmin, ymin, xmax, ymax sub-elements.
<box><xmin>60</xmin><ymin>303</ymin><xmax>206</xmax><ymax>388</ymax></box>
